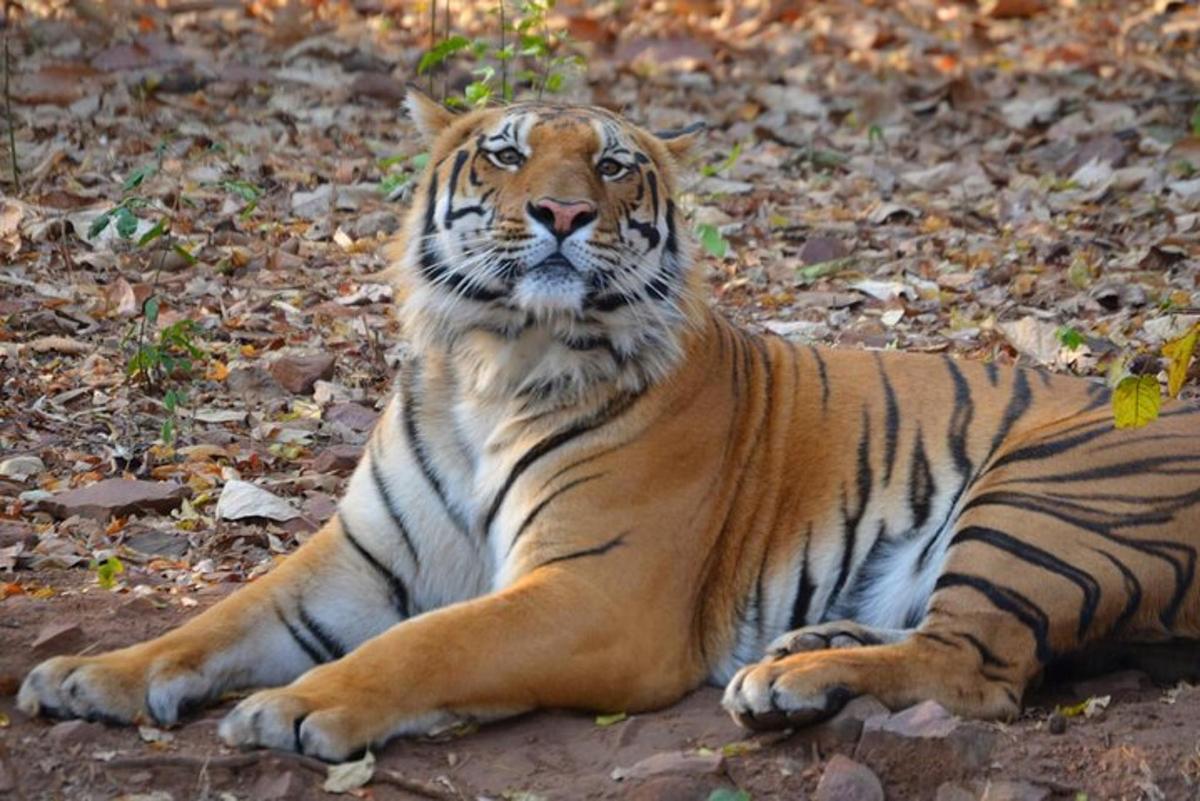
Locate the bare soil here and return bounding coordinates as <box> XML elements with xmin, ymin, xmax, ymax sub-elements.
<box><xmin>2</xmin><ymin>569</ymin><xmax>1199</xmax><ymax>800</ymax></box>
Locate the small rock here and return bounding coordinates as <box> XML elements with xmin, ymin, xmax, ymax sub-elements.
<box><xmin>312</xmin><ymin>444</ymin><xmax>362</xmax><ymax>474</ymax></box>
<box><xmin>291</xmin><ymin>183</ymin><xmax>335</xmax><ymax>220</ymax></box>
<box><xmin>215</xmin><ymin>479</ymin><xmax>301</xmax><ymax>522</ymax></box>
<box><xmin>226</xmin><ymin>364</ymin><xmax>286</xmax><ymax>400</ymax></box>
<box><xmin>49</xmin><ymin>719</ymin><xmax>107</xmax><ymax>748</ymax></box>
<box><xmin>350</xmin><ymin>210</ymin><xmax>401</xmax><ymax>239</ymax></box>
<box><xmin>349</xmin><ymin>71</ymin><xmax>405</xmax><ymax>102</ymax></box>
<box><xmin>302</xmin><ymin>492</ymin><xmax>338</xmax><ymax>523</ymax></box>
<box><xmin>815</xmin><ymin>755</ymin><xmax>884</xmax><ymax>801</ymax></box>
<box><xmin>800</xmin><ymin>695</ymin><xmax>890</xmax><ymax>749</ymax></box>
<box><xmin>269</xmin><ymin>352</ymin><xmax>336</xmax><ymax>394</ymax></box>
<box><xmin>1047</xmin><ymin>711</ymin><xmax>1067</xmax><ymax>735</ymax></box>
<box><xmin>935</xmin><ymin>784</ymin><xmax>975</xmax><ymax>801</ymax></box>
<box><xmin>124</xmin><ymin>529</ymin><xmax>190</xmax><ymax>558</ymax></box>
<box><xmin>969</xmin><ymin>780</ymin><xmax>1050</xmax><ymax>801</ymax></box>
<box><xmin>0</xmin><ymin>521</ymin><xmax>37</xmax><ymax>550</ymax></box>
<box><xmin>799</xmin><ymin>236</ymin><xmax>848</xmax><ymax>265</ymax></box>
<box><xmin>627</xmin><ymin>776</ymin><xmax>728</xmax><ymax>801</ymax></box>
<box><xmin>38</xmin><ymin>479</ymin><xmax>190</xmax><ymax>522</ymax></box>
<box><xmin>612</xmin><ymin>751</ymin><xmax>724</xmax><ymax>782</ymax></box>
<box><xmin>32</xmin><ymin>621</ymin><xmax>85</xmax><ymax>657</ymax></box>
<box><xmin>1059</xmin><ymin>133</ymin><xmax>1131</xmax><ymax>175</ymax></box>
<box><xmin>0</xmin><ymin>455</ymin><xmax>44</xmax><ymax>481</ymax></box>
<box><xmin>856</xmin><ymin>701</ymin><xmax>997</xmax><ymax>788</ymax></box>
<box><xmin>326</xmin><ymin>402</ymin><xmax>379</xmax><ymax>432</ymax></box>
<box><xmin>251</xmin><ymin>768</ymin><xmax>305</xmax><ymax>800</ymax></box>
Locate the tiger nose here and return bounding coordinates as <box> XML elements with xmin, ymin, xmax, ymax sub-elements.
<box><xmin>528</xmin><ymin>197</ymin><xmax>597</xmax><ymax>238</ymax></box>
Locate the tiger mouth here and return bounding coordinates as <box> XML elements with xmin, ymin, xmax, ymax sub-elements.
<box><xmin>529</xmin><ymin>253</ymin><xmax>577</xmax><ymax>275</ymax></box>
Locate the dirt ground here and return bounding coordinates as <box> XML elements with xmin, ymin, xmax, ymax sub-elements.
<box><xmin>1</xmin><ymin>568</ymin><xmax>1199</xmax><ymax>801</ymax></box>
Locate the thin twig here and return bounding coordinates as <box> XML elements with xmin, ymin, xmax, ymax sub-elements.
<box><xmin>428</xmin><ymin>0</ymin><xmax>436</xmax><ymax>96</ymax></box>
<box><xmin>103</xmin><ymin>750</ymin><xmax>463</xmax><ymax>800</ymax></box>
<box><xmin>2</xmin><ymin>0</ymin><xmax>19</xmax><ymax>193</ymax></box>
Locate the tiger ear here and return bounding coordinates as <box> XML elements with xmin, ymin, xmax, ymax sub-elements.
<box><xmin>654</xmin><ymin>121</ymin><xmax>706</xmax><ymax>161</ymax></box>
<box><xmin>405</xmin><ymin>86</ymin><xmax>459</xmax><ymax>144</ymax></box>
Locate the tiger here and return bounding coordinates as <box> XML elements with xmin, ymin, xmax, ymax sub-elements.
<box><xmin>18</xmin><ymin>90</ymin><xmax>1200</xmax><ymax>763</ymax></box>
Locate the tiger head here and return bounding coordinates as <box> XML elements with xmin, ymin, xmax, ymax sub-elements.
<box><xmin>391</xmin><ymin>90</ymin><xmax>703</xmax><ymax>404</ymax></box>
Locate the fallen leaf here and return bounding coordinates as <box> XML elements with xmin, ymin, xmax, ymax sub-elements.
<box><xmin>323</xmin><ymin>750</ymin><xmax>375</xmax><ymax>794</ymax></box>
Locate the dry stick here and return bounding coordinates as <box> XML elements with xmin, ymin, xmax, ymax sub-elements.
<box><xmin>2</xmin><ymin>0</ymin><xmax>19</xmax><ymax>193</ymax></box>
<box><xmin>103</xmin><ymin>751</ymin><xmax>462</xmax><ymax>801</ymax></box>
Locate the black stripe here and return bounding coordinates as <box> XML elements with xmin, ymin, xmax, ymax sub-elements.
<box><xmin>509</xmin><ymin>472</ymin><xmax>606</xmax><ymax>554</ymax></box>
<box><xmin>908</xmin><ymin>429</ymin><xmax>935</xmax><ymax>530</ymax></box>
<box><xmin>829</xmin><ymin>408</ymin><xmax>873</xmax><ymax>607</ymax></box>
<box><xmin>1092</xmin><ymin>548</ymin><xmax>1142</xmax><ymax>633</ymax></box>
<box><xmin>990</xmin><ymin>418</ymin><xmax>1115</xmax><ymax>472</ymax></box>
<box><xmin>984</xmin><ymin>361</ymin><xmax>999</xmax><ymax>386</ymax></box>
<box><xmin>984</xmin><ymin>368</ymin><xmax>1032</xmax><ymax>465</ymax></box>
<box><xmin>297</xmin><ymin>604</ymin><xmax>345</xmax><ymax>660</ymax></box>
<box><xmin>809</xmin><ymin>347</ymin><xmax>829</xmax><ymax>411</ymax></box>
<box><xmin>537</xmin><ymin>532</ymin><xmax>627</xmax><ymax>569</ymax></box>
<box><xmin>951</xmin><ymin>525</ymin><xmax>1101</xmax><ymax>640</ymax></box>
<box><xmin>876</xmin><ymin>355</ymin><xmax>899</xmax><ymax>485</ymax></box>
<box><xmin>275</xmin><ymin>604</ymin><xmax>327</xmax><ymax>665</ymax></box>
<box><xmin>483</xmin><ymin>390</ymin><xmax>644</xmax><ymax>536</ymax></box>
<box><xmin>340</xmin><ymin>515</ymin><xmax>410</xmax><ymax>617</ymax></box>
<box><xmin>943</xmin><ymin>356</ymin><xmax>974</xmax><ymax>479</ymax></box>
<box><xmin>368</xmin><ymin>446</ymin><xmax>419</xmax><ymax>565</ymax></box>
<box><xmin>402</xmin><ymin>365</ymin><xmax>470</xmax><ymax>538</ymax></box>
<box><xmin>954</xmin><ymin>631</ymin><xmax>1011</xmax><ymax>669</ymax></box>
<box><xmin>934</xmin><ymin>572</ymin><xmax>1053</xmax><ymax>663</ymax></box>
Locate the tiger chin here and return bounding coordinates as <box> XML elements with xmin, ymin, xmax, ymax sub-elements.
<box><xmin>20</xmin><ymin>90</ymin><xmax>1200</xmax><ymax>762</ymax></box>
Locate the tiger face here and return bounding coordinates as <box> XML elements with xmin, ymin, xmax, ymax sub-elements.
<box><xmin>395</xmin><ymin>92</ymin><xmax>702</xmax><ymax>402</ymax></box>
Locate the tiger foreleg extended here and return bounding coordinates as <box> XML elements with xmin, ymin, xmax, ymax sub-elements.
<box><xmin>17</xmin><ymin>517</ymin><xmax>410</xmax><ymax>727</ymax></box>
<box><xmin>216</xmin><ymin>566</ymin><xmax>698</xmax><ymax>761</ymax></box>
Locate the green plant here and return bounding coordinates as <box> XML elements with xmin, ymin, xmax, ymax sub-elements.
<box><xmin>380</xmin><ymin>152</ymin><xmax>431</xmax><ymax>200</ymax></box>
<box><xmin>701</xmin><ymin>141</ymin><xmax>744</xmax><ymax>178</ymax></box>
<box><xmin>696</xmin><ymin>223</ymin><xmax>730</xmax><ymax>259</ymax></box>
<box><xmin>90</xmin><ymin>555</ymin><xmax>125</xmax><ymax>590</ymax></box>
<box><xmin>1191</xmin><ymin>103</ymin><xmax>1200</xmax><ymax>137</ymax></box>
<box><xmin>1056</xmin><ymin>326</ymin><xmax>1084</xmax><ymax>350</ymax></box>
<box><xmin>417</xmin><ymin>1</ymin><xmax>583</xmax><ymax>108</ymax></box>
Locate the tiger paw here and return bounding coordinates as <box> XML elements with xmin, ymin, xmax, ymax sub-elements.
<box><xmin>18</xmin><ymin>651</ymin><xmax>210</xmax><ymax>727</ymax></box>
<box><xmin>766</xmin><ymin>621</ymin><xmax>905</xmax><ymax>659</ymax></box>
<box><xmin>722</xmin><ymin>656</ymin><xmax>856</xmax><ymax>731</ymax></box>
<box><xmin>218</xmin><ymin>684</ymin><xmax>375</xmax><ymax>762</ymax></box>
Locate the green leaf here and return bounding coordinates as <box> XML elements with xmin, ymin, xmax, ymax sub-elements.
<box><xmin>544</xmin><ymin>71</ymin><xmax>564</xmax><ymax>93</ymax></box>
<box><xmin>163</xmin><ymin>389</ymin><xmax>179</xmax><ymax>412</ymax></box>
<box><xmin>88</xmin><ymin>211</ymin><xmax>113</xmax><ymax>239</ymax></box>
<box><xmin>594</xmin><ymin>712</ymin><xmax>627</xmax><ymax>726</ymax></box>
<box><xmin>410</xmin><ymin>152</ymin><xmax>431</xmax><ymax>170</ymax></box>
<box><xmin>1191</xmin><ymin>104</ymin><xmax>1200</xmax><ymax>137</ymax></box>
<box><xmin>91</xmin><ymin>556</ymin><xmax>125</xmax><ymax>590</ymax></box>
<box><xmin>115</xmin><ymin>206</ymin><xmax>139</xmax><ymax>240</ymax></box>
<box><xmin>1112</xmin><ymin>374</ymin><xmax>1161</xmax><ymax>430</ymax></box>
<box><xmin>796</xmin><ymin>257</ymin><xmax>853</xmax><ymax>284</ymax></box>
<box><xmin>160</xmin><ymin>417</ymin><xmax>176</xmax><ymax>444</ymax></box>
<box><xmin>1056</xmin><ymin>326</ymin><xmax>1084</xmax><ymax>350</ymax></box>
<box><xmin>696</xmin><ymin>223</ymin><xmax>729</xmax><ymax>259</ymax></box>
<box><xmin>465</xmin><ymin>80</ymin><xmax>493</xmax><ymax>106</ymax></box>
<box><xmin>172</xmin><ymin>244</ymin><xmax>197</xmax><ymax>266</ymax></box>
<box><xmin>123</xmin><ymin>163</ymin><xmax>156</xmax><ymax>192</ymax></box>
<box><xmin>144</xmin><ymin>296</ymin><xmax>160</xmax><ymax>326</ymax></box>
<box><xmin>707</xmin><ymin>790</ymin><xmax>751</xmax><ymax>801</ymax></box>
<box><xmin>137</xmin><ymin>218</ymin><xmax>168</xmax><ymax>247</ymax></box>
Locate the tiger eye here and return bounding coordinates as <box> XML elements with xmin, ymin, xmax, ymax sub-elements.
<box><xmin>597</xmin><ymin>158</ymin><xmax>625</xmax><ymax>178</ymax></box>
<box><xmin>492</xmin><ymin>147</ymin><xmax>524</xmax><ymax>167</ymax></box>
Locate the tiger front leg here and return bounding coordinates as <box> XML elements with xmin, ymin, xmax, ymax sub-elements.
<box><xmin>217</xmin><ymin>569</ymin><xmax>699</xmax><ymax>761</ymax></box>
<box><xmin>18</xmin><ymin>517</ymin><xmax>407</xmax><ymax>727</ymax></box>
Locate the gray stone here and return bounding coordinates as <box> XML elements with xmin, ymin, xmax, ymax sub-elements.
<box><xmin>627</xmin><ymin>776</ymin><xmax>727</xmax><ymax>801</ymax></box>
<box><xmin>855</xmin><ymin>701</ymin><xmax>997</xmax><ymax>785</ymax></box>
<box><xmin>291</xmin><ymin>183</ymin><xmax>335</xmax><ymax>220</ymax></box>
<box><xmin>325</xmin><ymin>401</ymin><xmax>378</xmax><ymax>432</ymax></box>
<box><xmin>269</xmin><ymin>352</ymin><xmax>336</xmax><ymax>394</ymax></box>
<box><xmin>969</xmin><ymin>780</ymin><xmax>1051</xmax><ymax>801</ymax></box>
<box><xmin>226</xmin><ymin>364</ymin><xmax>286</xmax><ymax>400</ymax></box>
<box><xmin>0</xmin><ymin>455</ymin><xmax>44</xmax><ymax>481</ymax></box>
<box><xmin>251</xmin><ymin>768</ymin><xmax>306</xmax><ymax>800</ymax></box>
<box><xmin>612</xmin><ymin>751</ymin><xmax>724</xmax><ymax>782</ymax></box>
<box><xmin>936</xmin><ymin>784</ymin><xmax>975</xmax><ymax>801</ymax></box>
<box><xmin>799</xmin><ymin>236</ymin><xmax>849</xmax><ymax>265</ymax></box>
<box><xmin>350</xmin><ymin>210</ymin><xmax>400</xmax><ymax>239</ymax></box>
<box><xmin>124</xmin><ymin>528</ymin><xmax>190</xmax><ymax>558</ymax></box>
<box><xmin>49</xmin><ymin>719</ymin><xmax>107</xmax><ymax>748</ymax></box>
<box><xmin>815</xmin><ymin>755</ymin><xmax>884</xmax><ymax>801</ymax></box>
<box><xmin>38</xmin><ymin>479</ymin><xmax>190</xmax><ymax>522</ymax></box>
<box><xmin>0</xmin><ymin>521</ymin><xmax>37</xmax><ymax>549</ymax></box>
<box><xmin>799</xmin><ymin>694</ymin><xmax>889</xmax><ymax>749</ymax></box>
<box><xmin>32</xmin><ymin>622</ymin><xmax>85</xmax><ymax>657</ymax></box>
<box><xmin>312</xmin><ymin>444</ymin><xmax>362</xmax><ymax>474</ymax></box>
